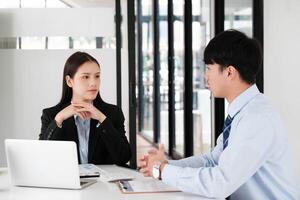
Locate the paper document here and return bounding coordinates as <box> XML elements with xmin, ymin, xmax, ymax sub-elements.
<box><xmin>118</xmin><ymin>180</ymin><xmax>180</xmax><ymax>194</ymax></box>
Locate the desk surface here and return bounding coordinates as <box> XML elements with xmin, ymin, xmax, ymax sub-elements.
<box><xmin>0</xmin><ymin>165</ymin><xmax>222</xmax><ymax>200</ymax></box>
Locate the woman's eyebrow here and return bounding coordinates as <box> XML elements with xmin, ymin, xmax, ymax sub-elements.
<box><xmin>80</xmin><ymin>72</ymin><xmax>100</xmax><ymax>75</ymax></box>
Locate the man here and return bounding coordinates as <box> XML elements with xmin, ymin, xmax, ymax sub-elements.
<box><xmin>139</xmin><ymin>30</ymin><xmax>299</xmax><ymax>199</ymax></box>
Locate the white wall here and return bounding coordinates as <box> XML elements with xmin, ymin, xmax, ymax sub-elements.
<box><xmin>264</xmin><ymin>0</ymin><xmax>300</xmax><ymax>184</ymax></box>
<box><xmin>0</xmin><ymin>8</ymin><xmax>114</xmax><ymax>37</ymax></box>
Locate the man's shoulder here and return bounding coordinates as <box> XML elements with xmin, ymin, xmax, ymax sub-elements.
<box><xmin>245</xmin><ymin>94</ymin><xmax>276</xmax><ymax>115</ymax></box>
<box><xmin>237</xmin><ymin>94</ymin><xmax>282</xmax><ymax>131</ymax></box>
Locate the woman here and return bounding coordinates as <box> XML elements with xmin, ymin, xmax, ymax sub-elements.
<box><xmin>39</xmin><ymin>51</ymin><xmax>131</xmax><ymax>166</ymax></box>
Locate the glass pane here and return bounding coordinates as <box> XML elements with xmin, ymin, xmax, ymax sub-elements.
<box><xmin>141</xmin><ymin>0</ymin><xmax>151</xmax><ymax>16</ymax></box>
<box><xmin>159</xmin><ymin>0</ymin><xmax>167</xmax><ymax>16</ymax></box>
<box><xmin>225</xmin><ymin>0</ymin><xmax>253</xmax><ymax>37</ymax></box>
<box><xmin>173</xmin><ymin>0</ymin><xmax>184</xmax><ymax>156</ymax></box>
<box><xmin>102</xmin><ymin>37</ymin><xmax>116</xmax><ymax>49</ymax></box>
<box><xmin>0</xmin><ymin>36</ymin><xmax>111</xmax><ymax>50</ymax></box>
<box><xmin>173</xmin><ymin>0</ymin><xmax>183</xmax><ymax>16</ymax></box>
<box><xmin>47</xmin><ymin>36</ymin><xmax>69</xmax><ymax>49</ymax></box>
<box><xmin>21</xmin><ymin>36</ymin><xmax>46</xmax><ymax>49</ymax></box>
<box><xmin>72</xmin><ymin>37</ymin><xmax>96</xmax><ymax>49</ymax></box>
<box><xmin>159</xmin><ymin>0</ymin><xmax>168</xmax><ymax>150</ymax></box>
<box><xmin>141</xmin><ymin>0</ymin><xmax>154</xmax><ymax>140</ymax></box>
<box><xmin>192</xmin><ymin>0</ymin><xmax>212</xmax><ymax>155</ymax></box>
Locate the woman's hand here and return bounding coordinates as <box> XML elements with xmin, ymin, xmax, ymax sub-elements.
<box><xmin>54</xmin><ymin>104</ymin><xmax>88</xmax><ymax>127</ymax></box>
<box><xmin>71</xmin><ymin>102</ymin><xmax>106</xmax><ymax>123</ymax></box>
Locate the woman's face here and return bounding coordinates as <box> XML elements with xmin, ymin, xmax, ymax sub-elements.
<box><xmin>66</xmin><ymin>61</ymin><xmax>100</xmax><ymax>102</ymax></box>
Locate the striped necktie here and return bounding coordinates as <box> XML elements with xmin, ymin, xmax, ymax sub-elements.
<box><xmin>223</xmin><ymin>115</ymin><xmax>233</xmax><ymax>200</ymax></box>
<box><xmin>223</xmin><ymin>115</ymin><xmax>233</xmax><ymax>150</ymax></box>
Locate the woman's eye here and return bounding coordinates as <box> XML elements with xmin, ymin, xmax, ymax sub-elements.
<box><xmin>83</xmin><ymin>75</ymin><xmax>89</xmax><ymax>79</ymax></box>
<box><xmin>96</xmin><ymin>75</ymin><xmax>100</xmax><ymax>78</ymax></box>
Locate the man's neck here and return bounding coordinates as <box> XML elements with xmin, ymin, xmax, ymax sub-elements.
<box><xmin>226</xmin><ymin>83</ymin><xmax>253</xmax><ymax>103</ymax></box>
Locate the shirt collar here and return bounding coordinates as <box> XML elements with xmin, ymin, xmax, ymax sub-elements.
<box><xmin>227</xmin><ymin>84</ymin><xmax>260</xmax><ymax>118</ymax></box>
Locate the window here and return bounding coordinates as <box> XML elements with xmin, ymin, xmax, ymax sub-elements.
<box><xmin>159</xmin><ymin>0</ymin><xmax>169</xmax><ymax>150</ymax></box>
<box><xmin>137</xmin><ymin>0</ymin><xmax>213</xmax><ymax>159</ymax></box>
<box><xmin>192</xmin><ymin>0</ymin><xmax>211</xmax><ymax>155</ymax></box>
<box><xmin>140</xmin><ymin>0</ymin><xmax>154</xmax><ymax>140</ymax></box>
<box><xmin>173</xmin><ymin>0</ymin><xmax>184</xmax><ymax>156</ymax></box>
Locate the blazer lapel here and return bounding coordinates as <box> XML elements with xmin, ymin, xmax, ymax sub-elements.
<box><xmin>88</xmin><ymin>119</ymin><xmax>100</xmax><ymax>162</ymax></box>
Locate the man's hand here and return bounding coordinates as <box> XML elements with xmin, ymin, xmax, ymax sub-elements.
<box><xmin>138</xmin><ymin>144</ymin><xmax>166</xmax><ymax>177</ymax></box>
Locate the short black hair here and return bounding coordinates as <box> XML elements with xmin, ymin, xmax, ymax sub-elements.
<box><xmin>204</xmin><ymin>29</ymin><xmax>262</xmax><ymax>84</ymax></box>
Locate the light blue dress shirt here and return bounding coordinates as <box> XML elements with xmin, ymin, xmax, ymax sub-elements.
<box><xmin>74</xmin><ymin>116</ymin><xmax>90</xmax><ymax>164</ymax></box>
<box><xmin>162</xmin><ymin>85</ymin><xmax>299</xmax><ymax>199</ymax></box>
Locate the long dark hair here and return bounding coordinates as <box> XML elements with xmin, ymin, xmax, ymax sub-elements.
<box><xmin>58</xmin><ymin>51</ymin><xmax>101</xmax><ymax>106</ymax></box>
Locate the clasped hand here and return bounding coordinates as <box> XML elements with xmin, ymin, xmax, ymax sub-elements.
<box><xmin>71</xmin><ymin>102</ymin><xmax>103</xmax><ymax>121</ymax></box>
<box><xmin>138</xmin><ymin>144</ymin><xmax>166</xmax><ymax>177</ymax></box>
<box><xmin>55</xmin><ymin>102</ymin><xmax>106</xmax><ymax>126</ymax></box>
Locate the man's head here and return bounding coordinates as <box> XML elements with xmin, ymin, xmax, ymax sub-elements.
<box><xmin>204</xmin><ymin>30</ymin><xmax>262</xmax><ymax>100</ymax></box>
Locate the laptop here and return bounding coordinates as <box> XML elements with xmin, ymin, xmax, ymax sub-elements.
<box><xmin>5</xmin><ymin>139</ymin><xmax>97</xmax><ymax>189</ymax></box>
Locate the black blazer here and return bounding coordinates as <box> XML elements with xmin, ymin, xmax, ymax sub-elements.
<box><xmin>39</xmin><ymin>98</ymin><xmax>131</xmax><ymax>166</ymax></box>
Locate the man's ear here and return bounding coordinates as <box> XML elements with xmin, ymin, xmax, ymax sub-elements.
<box><xmin>66</xmin><ymin>75</ymin><xmax>73</xmax><ymax>88</ymax></box>
<box><xmin>227</xmin><ymin>65</ymin><xmax>237</xmax><ymax>79</ymax></box>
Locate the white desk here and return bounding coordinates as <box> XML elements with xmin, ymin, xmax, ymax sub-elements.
<box><xmin>0</xmin><ymin>165</ymin><xmax>223</xmax><ymax>200</ymax></box>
